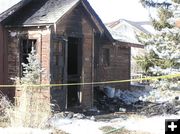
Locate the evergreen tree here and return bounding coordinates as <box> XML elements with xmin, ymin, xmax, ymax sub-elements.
<box><xmin>18</xmin><ymin>47</ymin><xmax>44</xmax><ymax>85</ymax></box>
<box><xmin>137</xmin><ymin>0</ymin><xmax>180</xmax><ymax>89</ymax></box>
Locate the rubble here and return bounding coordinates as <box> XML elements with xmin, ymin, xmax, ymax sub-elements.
<box><xmin>94</xmin><ymin>87</ymin><xmax>138</xmax><ymax>113</ymax></box>
<box><xmin>52</xmin><ymin>112</ymin><xmax>86</xmax><ymax>119</ymax></box>
<box><xmin>94</xmin><ymin>85</ymin><xmax>180</xmax><ymax>117</ymax></box>
<box><xmin>50</xmin><ymin>86</ymin><xmax>180</xmax><ymax>123</ymax></box>
<box><xmin>137</xmin><ymin>97</ymin><xmax>180</xmax><ymax>116</ymax></box>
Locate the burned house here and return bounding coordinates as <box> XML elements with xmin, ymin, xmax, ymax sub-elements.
<box><xmin>0</xmin><ymin>0</ymin><xmax>131</xmax><ymax>110</ymax></box>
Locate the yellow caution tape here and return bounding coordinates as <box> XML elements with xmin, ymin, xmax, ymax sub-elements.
<box><xmin>0</xmin><ymin>73</ymin><xmax>179</xmax><ymax>88</ymax></box>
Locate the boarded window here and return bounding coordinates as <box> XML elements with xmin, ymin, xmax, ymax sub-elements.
<box><xmin>53</xmin><ymin>41</ymin><xmax>60</xmax><ymax>66</ymax></box>
<box><xmin>102</xmin><ymin>48</ymin><xmax>110</xmax><ymax>66</ymax></box>
<box><xmin>20</xmin><ymin>39</ymin><xmax>36</xmax><ymax>74</ymax></box>
<box><xmin>118</xmin><ymin>47</ymin><xmax>122</xmax><ymax>57</ymax></box>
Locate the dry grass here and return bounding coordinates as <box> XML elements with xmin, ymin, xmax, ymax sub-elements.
<box><xmin>0</xmin><ymin>88</ymin><xmax>51</xmax><ymax>128</ymax></box>
<box><xmin>52</xmin><ymin>129</ymin><xmax>70</xmax><ymax>134</ymax></box>
<box><xmin>0</xmin><ymin>49</ymin><xmax>52</xmax><ymax>129</ymax></box>
<box><xmin>0</xmin><ymin>92</ymin><xmax>13</xmax><ymax>127</ymax></box>
<box><xmin>100</xmin><ymin>126</ymin><xmax>151</xmax><ymax>134</ymax></box>
<box><xmin>13</xmin><ymin>86</ymin><xmax>51</xmax><ymax>128</ymax></box>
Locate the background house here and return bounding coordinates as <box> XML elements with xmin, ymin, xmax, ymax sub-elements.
<box><xmin>106</xmin><ymin>19</ymin><xmax>155</xmax><ymax>80</ymax></box>
<box><xmin>0</xmin><ymin>0</ymin><xmax>131</xmax><ymax>110</ymax></box>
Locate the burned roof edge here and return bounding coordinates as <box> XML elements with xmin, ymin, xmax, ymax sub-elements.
<box><xmin>0</xmin><ymin>0</ymin><xmax>32</xmax><ymax>23</ymax></box>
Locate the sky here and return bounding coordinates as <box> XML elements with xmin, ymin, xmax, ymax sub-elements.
<box><xmin>0</xmin><ymin>0</ymin><xmax>150</xmax><ymax>23</ymax></box>
<box><xmin>88</xmin><ymin>0</ymin><xmax>150</xmax><ymax>22</ymax></box>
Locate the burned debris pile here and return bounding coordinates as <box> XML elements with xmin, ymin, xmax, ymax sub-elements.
<box><xmin>93</xmin><ymin>87</ymin><xmax>137</xmax><ymax>113</ymax></box>
<box><xmin>137</xmin><ymin>97</ymin><xmax>180</xmax><ymax>116</ymax></box>
<box><xmin>94</xmin><ymin>87</ymin><xmax>180</xmax><ymax>116</ymax></box>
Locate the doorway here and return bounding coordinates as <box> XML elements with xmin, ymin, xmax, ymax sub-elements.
<box><xmin>67</xmin><ymin>37</ymin><xmax>82</xmax><ymax>107</ymax></box>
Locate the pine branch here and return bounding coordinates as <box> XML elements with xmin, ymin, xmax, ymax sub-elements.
<box><xmin>140</xmin><ymin>0</ymin><xmax>171</xmax><ymax>8</ymax></box>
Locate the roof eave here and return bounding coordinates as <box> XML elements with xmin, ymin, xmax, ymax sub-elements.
<box><xmin>114</xmin><ymin>39</ymin><xmax>144</xmax><ymax>48</ymax></box>
<box><xmin>4</xmin><ymin>23</ymin><xmax>54</xmax><ymax>28</ymax></box>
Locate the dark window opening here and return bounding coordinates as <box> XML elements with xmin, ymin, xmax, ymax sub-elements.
<box><xmin>67</xmin><ymin>37</ymin><xmax>82</xmax><ymax>75</ymax></box>
<box><xmin>102</xmin><ymin>48</ymin><xmax>110</xmax><ymax>66</ymax></box>
<box><xmin>67</xmin><ymin>37</ymin><xmax>82</xmax><ymax>107</ymax></box>
<box><xmin>20</xmin><ymin>39</ymin><xmax>36</xmax><ymax>74</ymax></box>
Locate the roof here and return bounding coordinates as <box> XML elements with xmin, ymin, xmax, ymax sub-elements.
<box><xmin>1</xmin><ymin>0</ymin><xmax>80</xmax><ymax>25</ymax></box>
<box><xmin>0</xmin><ymin>0</ymin><xmax>113</xmax><ymax>40</ymax></box>
<box><xmin>106</xmin><ymin>19</ymin><xmax>154</xmax><ymax>34</ymax></box>
<box><xmin>106</xmin><ymin>19</ymin><xmax>155</xmax><ymax>45</ymax></box>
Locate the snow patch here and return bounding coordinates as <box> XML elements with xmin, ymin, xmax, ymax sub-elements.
<box><xmin>139</xmin><ymin>88</ymin><xmax>180</xmax><ymax>103</ymax></box>
<box><xmin>116</xmin><ymin>88</ymin><xmax>149</xmax><ymax>104</ymax></box>
<box><xmin>104</xmin><ymin>85</ymin><xmax>152</xmax><ymax>104</ymax></box>
<box><xmin>0</xmin><ymin>127</ymin><xmax>51</xmax><ymax>134</ymax></box>
<box><xmin>112</xmin><ymin>115</ymin><xmax>180</xmax><ymax>134</ymax></box>
<box><xmin>52</xmin><ymin>119</ymin><xmax>106</xmax><ymax>134</ymax></box>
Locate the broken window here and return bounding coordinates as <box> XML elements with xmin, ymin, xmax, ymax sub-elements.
<box><xmin>102</xmin><ymin>48</ymin><xmax>110</xmax><ymax>66</ymax></box>
<box><xmin>20</xmin><ymin>39</ymin><xmax>36</xmax><ymax>74</ymax></box>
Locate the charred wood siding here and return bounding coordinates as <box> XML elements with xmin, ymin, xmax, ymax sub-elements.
<box><xmin>0</xmin><ymin>25</ymin><xmax>14</xmax><ymax>99</ymax></box>
<box><xmin>7</xmin><ymin>31</ymin><xmax>20</xmax><ymax>84</ymax></box>
<box><xmin>95</xmin><ymin>40</ymin><xmax>131</xmax><ymax>89</ymax></box>
<box><xmin>0</xmin><ymin>25</ymin><xmax>3</xmax><ymax>85</ymax></box>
